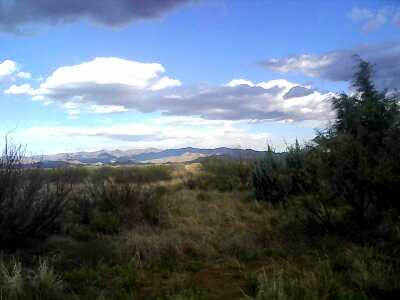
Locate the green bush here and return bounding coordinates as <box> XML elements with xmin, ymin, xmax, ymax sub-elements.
<box><xmin>250</xmin><ymin>148</ymin><xmax>290</xmax><ymax>203</ymax></box>
<box><xmin>0</xmin><ymin>141</ymin><xmax>72</xmax><ymax>249</ymax></box>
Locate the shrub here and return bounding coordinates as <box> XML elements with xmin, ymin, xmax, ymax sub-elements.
<box><xmin>250</xmin><ymin>147</ymin><xmax>290</xmax><ymax>203</ymax></box>
<box><xmin>0</xmin><ymin>140</ymin><xmax>72</xmax><ymax>249</ymax></box>
<box><xmin>85</xmin><ymin>180</ymin><xmax>169</xmax><ymax>228</ymax></box>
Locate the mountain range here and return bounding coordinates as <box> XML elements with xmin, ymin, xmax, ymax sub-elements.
<box><xmin>30</xmin><ymin>147</ymin><xmax>266</xmax><ymax>167</ymax></box>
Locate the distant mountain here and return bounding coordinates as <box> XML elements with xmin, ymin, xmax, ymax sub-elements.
<box><xmin>30</xmin><ymin>147</ymin><xmax>266</xmax><ymax>166</ymax></box>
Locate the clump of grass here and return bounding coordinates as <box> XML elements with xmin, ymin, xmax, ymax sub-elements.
<box><xmin>242</xmin><ymin>260</ymin><xmax>365</xmax><ymax>300</ymax></box>
<box><xmin>0</xmin><ymin>258</ymin><xmax>65</xmax><ymax>300</ymax></box>
<box><xmin>0</xmin><ymin>259</ymin><xmax>24</xmax><ymax>298</ymax></box>
<box><xmin>32</xmin><ymin>259</ymin><xmax>64</xmax><ymax>300</ymax></box>
<box><xmin>116</xmin><ymin>227</ymin><xmax>184</xmax><ymax>268</ymax></box>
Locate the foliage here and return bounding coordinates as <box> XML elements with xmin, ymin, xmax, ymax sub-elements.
<box><xmin>0</xmin><ymin>139</ymin><xmax>72</xmax><ymax>248</ymax></box>
<box><xmin>250</xmin><ymin>59</ymin><xmax>400</xmax><ymax>228</ymax></box>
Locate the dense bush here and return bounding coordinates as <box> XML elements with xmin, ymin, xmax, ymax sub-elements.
<box><xmin>250</xmin><ymin>59</ymin><xmax>400</xmax><ymax>229</ymax></box>
<box><xmin>0</xmin><ymin>140</ymin><xmax>72</xmax><ymax>249</ymax></box>
<box><xmin>71</xmin><ymin>179</ymin><xmax>169</xmax><ymax>233</ymax></box>
<box><xmin>250</xmin><ymin>147</ymin><xmax>289</xmax><ymax>203</ymax></box>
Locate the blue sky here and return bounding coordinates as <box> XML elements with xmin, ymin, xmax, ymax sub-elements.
<box><xmin>0</xmin><ymin>0</ymin><xmax>399</xmax><ymax>154</ymax></box>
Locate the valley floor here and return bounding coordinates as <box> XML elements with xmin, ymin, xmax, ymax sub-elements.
<box><xmin>0</xmin><ymin>162</ymin><xmax>399</xmax><ymax>300</ymax></box>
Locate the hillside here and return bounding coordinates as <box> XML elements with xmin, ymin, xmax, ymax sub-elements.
<box><xmin>31</xmin><ymin>147</ymin><xmax>266</xmax><ymax>166</ymax></box>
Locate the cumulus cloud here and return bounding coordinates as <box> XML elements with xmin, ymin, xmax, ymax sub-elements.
<box><xmin>261</xmin><ymin>42</ymin><xmax>400</xmax><ymax>90</ymax></box>
<box><xmin>0</xmin><ymin>59</ymin><xmax>32</xmax><ymax>85</ymax></box>
<box><xmin>350</xmin><ymin>6</ymin><xmax>400</xmax><ymax>31</ymax></box>
<box><xmin>0</xmin><ymin>60</ymin><xmax>18</xmax><ymax>83</ymax></box>
<box><xmin>16</xmin><ymin>72</ymin><xmax>32</xmax><ymax>79</ymax></box>
<box><xmin>0</xmin><ymin>0</ymin><xmax>195</xmax><ymax>34</ymax></box>
<box><xmin>4</xmin><ymin>83</ymin><xmax>34</xmax><ymax>94</ymax></box>
<box><xmin>5</xmin><ymin>57</ymin><xmax>334</xmax><ymax>122</ymax></box>
<box><xmin>7</xmin><ymin>57</ymin><xmax>181</xmax><ymax>116</ymax></box>
<box><xmin>158</xmin><ymin>80</ymin><xmax>333</xmax><ymax>122</ymax></box>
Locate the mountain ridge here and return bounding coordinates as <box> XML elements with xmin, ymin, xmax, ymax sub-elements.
<box><xmin>30</xmin><ymin>147</ymin><xmax>266</xmax><ymax>166</ymax></box>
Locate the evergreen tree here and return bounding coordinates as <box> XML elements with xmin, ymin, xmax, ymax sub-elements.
<box><xmin>315</xmin><ymin>58</ymin><xmax>400</xmax><ymax>223</ymax></box>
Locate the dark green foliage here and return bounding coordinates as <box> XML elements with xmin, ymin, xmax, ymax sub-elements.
<box><xmin>250</xmin><ymin>144</ymin><xmax>314</xmax><ymax>203</ymax></box>
<box><xmin>250</xmin><ymin>59</ymin><xmax>400</xmax><ymax>229</ymax></box>
<box><xmin>312</xmin><ymin>59</ymin><xmax>400</xmax><ymax>223</ymax></box>
<box><xmin>250</xmin><ymin>147</ymin><xmax>289</xmax><ymax>203</ymax></box>
<box><xmin>0</xmin><ymin>140</ymin><xmax>72</xmax><ymax>249</ymax></box>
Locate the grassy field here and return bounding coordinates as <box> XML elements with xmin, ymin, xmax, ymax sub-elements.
<box><xmin>0</xmin><ymin>159</ymin><xmax>398</xmax><ymax>300</ymax></box>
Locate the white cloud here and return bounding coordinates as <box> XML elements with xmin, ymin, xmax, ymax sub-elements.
<box><xmin>264</xmin><ymin>55</ymin><xmax>333</xmax><ymax>77</ymax></box>
<box><xmin>150</xmin><ymin>76</ymin><xmax>182</xmax><ymax>90</ymax></box>
<box><xmin>8</xmin><ymin>57</ymin><xmax>182</xmax><ymax>113</ymax></box>
<box><xmin>17</xmin><ymin>72</ymin><xmax>32</xmax><ymax>79</ymax></box>
<box><xmin>90</xmin><ymin>105</ymin><xmax>128</xmax><ymax>114</ymax></box>
<box><xmin>0</xmin><ymin>60</ymin><xmax>32</xmax><ymax>86</ymax></box>
<box><xmin>4</xmin><ymin>83</ymin><xmax>34</xmax><ymax>94</ymax></box>
<box><xmin>38</xmin><ymin>57</ymin><xmax>179</xmax><ymax>89</ymax></box>
<box><xmin>226</xmin><ymin>79</ymin><xmax>255</xmax><ymax>87</ymax></box>
<box><xmin>6</xmin><ymin>57</ymin><xmax>334</xmax><ymax>122</ymax></box>
<box><xmin>0</xmin><ymin>60</ymin><xmax>18</xmax><ymax>82</ymax></box>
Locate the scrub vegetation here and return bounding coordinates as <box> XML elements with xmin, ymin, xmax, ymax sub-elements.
<box><xmin>0</xmin><ymin>60</ymin><xmax>399</xmax><ymax>299</ymax></box>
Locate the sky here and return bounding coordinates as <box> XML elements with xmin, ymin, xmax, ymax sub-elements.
<box><xmin>0</xmin><ymin>0</ymin><xmax>399</xmax><ymax>154</ymax></box>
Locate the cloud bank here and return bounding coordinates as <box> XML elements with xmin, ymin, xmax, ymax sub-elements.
<box><xmin>5</xmin><ymin>57</ymin><xmax>334</xmax><ymax>122</ymax></box>
<box><xmin>261</xmin><ymin>42</ymin><xmax>400</xmax><ymax>90</ymax></box>
<box><xmin>0</xmin><ymin>0</ymin><xmax>195</xmax><ymax>33</ymax></box>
